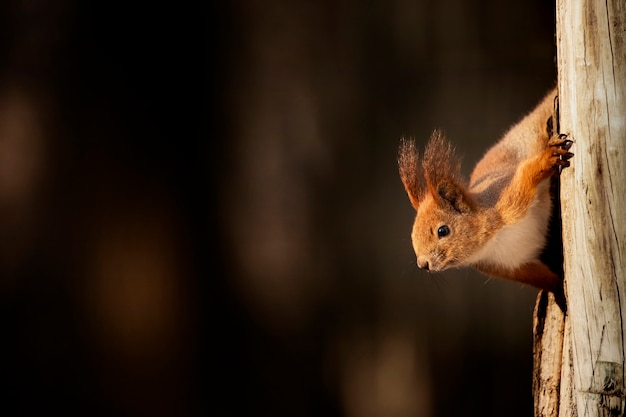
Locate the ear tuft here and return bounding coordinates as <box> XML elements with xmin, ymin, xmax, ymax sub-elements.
<box><xmin>398</xmin><ymin>137</ymin><xmax>425</xmax><ymax>210</ymax></box>
<box><xmin>423</xmin><ymin>130</ymin><xmax>474</xmax><ymax>212</ymax></box>
<box><xmin>423</xmin><ymin>130</ymin><xmax>463</xmax><ymax>189</ymax></box>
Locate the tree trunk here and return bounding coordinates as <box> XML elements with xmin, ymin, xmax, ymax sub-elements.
<box><xmin>533</xmin><ymin>0</ymin><xmax>626</xmax><ymax>416</ymax></box>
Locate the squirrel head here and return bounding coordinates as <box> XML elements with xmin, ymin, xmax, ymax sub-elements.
<box><xmin>399</xmin><ymin>131</ymin><xmax>480</xmax><ymax>271</ymax></box>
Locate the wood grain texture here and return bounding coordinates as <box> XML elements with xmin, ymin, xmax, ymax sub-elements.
<box><xmin>557</xmin><ymin>0</ymin><xmax>626</xmax><ymax>416</ymax></box>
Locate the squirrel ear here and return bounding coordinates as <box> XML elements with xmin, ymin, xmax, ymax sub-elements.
<box><xmin>436</xmin><ymin>181</ymin><xmax>473</xmax><ymax>214</ymax></box>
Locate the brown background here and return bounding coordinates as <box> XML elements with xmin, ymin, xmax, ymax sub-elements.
<box><xmin>6</xmin><ymin>1</ymin><xmax>557</xmax><ymax>416</ymax></box>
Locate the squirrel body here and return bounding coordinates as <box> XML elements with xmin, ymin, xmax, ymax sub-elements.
<box><xmin>399</xmin><ymin>88</ymin><xmax>573</xmax><ymax>292</ymax></box>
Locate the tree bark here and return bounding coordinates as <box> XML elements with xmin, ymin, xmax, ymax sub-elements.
<box><xmin>533</xmin><ymin>0</ymin><xmax>626</xmax><ymax>416</ymax></box>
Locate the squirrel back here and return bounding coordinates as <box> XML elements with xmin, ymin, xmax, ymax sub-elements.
<box><xmin>469</xmin><ymin>88</ymin><xmax>557</xmax><ymax>207</ymax></box>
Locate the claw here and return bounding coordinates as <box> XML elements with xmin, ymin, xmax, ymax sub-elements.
<box><xmin>557</xmin><ymin>158</ymin><xmax>570</xmax><ymax>174</ymax></box>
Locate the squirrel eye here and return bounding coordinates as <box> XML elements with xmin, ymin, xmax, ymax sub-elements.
<box><xmin>437</xmin><ymin>225</ymin><xmax>450</xmax><ymax>238</ymax></box>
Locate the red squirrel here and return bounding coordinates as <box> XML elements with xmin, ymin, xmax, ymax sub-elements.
<box><xmin>398</xmin><ymin>88</ymin><xmax>573</xmax><ymax>293</ymax></box>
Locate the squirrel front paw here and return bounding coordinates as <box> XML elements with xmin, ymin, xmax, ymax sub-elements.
<box><xmin>545</xmin><ymin>134</ymin><xmax>574</xmax><ymax>172</ymax></box>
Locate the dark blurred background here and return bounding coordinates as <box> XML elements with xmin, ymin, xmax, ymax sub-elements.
<box><xmin>6</xmin><ymin>1</ymin><xmax>557</xmax><ymax>416</ymax></box>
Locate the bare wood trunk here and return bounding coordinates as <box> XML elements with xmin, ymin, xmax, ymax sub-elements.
<box><xmin>533</xmin><ymin>0</ymin><xmax>626</xmax><ymax>416</ymax></box>
<box><xmin>533</xmin><ymin>291</ymin><xmax>566</xmax><ymax>417</ymax></box>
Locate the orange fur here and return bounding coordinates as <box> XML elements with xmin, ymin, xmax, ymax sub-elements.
<box><xmin>398</xmin><ymin>88</ymin><xmax>572</xmax><ymax>292</ymax></box>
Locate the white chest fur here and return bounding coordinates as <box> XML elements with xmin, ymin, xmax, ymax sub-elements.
<box><xmin>465</xmin><ymin>181</ymin><xmax>553</xmax><ymax>269</ymax></box>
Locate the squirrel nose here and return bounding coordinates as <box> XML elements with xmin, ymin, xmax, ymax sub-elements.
<box><xmin>417</xmin><ymin>258</ymin><xmax>430</xmax><ymax>271</ymax></box>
